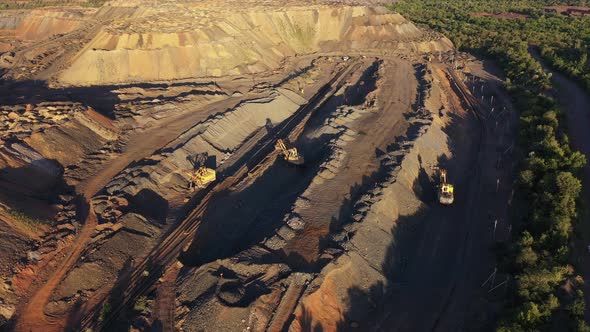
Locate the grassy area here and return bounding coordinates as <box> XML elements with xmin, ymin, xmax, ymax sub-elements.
<box><xmin>9</xmin><ymin>210</ymin><xmax>54</xmax><ymax>233</ymax></box>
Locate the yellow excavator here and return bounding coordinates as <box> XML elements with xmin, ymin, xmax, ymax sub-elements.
<box><xmin>275</xmin><ymin>139</ymin><xmax>304</xmax><ymax>165</ymax></box>
<box><xmin>186</xmin><ymin>153</ymin><xmax>216</xmax><ymax>191</ymax></box>
<box><xmin>188</xmin><ymin>167</ymin><xmax>216</xmax><ymax>191</ymax></box>
<box><xmin>438</xmin><ymin>169</ymin><xmax>454</xmax><ymax>205</ymax></box>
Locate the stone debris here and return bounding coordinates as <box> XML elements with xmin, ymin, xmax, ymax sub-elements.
<box><xmin>0</xmin><ymin>102</ymin><xmax>86</xmax><ymax>142</ymax></box>
<box><xmin>92</xmin><ymin>195</ymin><xmax>129</xmax><ymax>223</ymax></box>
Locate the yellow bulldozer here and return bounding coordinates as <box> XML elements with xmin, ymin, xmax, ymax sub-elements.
<box><xmin>275</xmin><ymin>139</ymin><xmax>304</xmax><ymax>165</ymax></box>
<box><xmin>186</xmin><ymin>153</ymin><xmax>216</xmax><ymax>191</ymax></box>
<box><xmin>438</xmin><ymin>169</ymin><xmax>454</xmax><ymax>205</ymax></box>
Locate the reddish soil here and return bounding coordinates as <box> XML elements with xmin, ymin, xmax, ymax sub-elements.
<box><xmin>472</xmin><ymin>12</ymin><xmax>529</xmax><ymax>19</ymax></box>
<box><xmin>85</xmin><ymin>108</ymin><xmax>116</xmax><ymax>132</ymax></box>
<box><xmin>154</xmin><ymin>264</ymin><xmax>181</xmax><ymax>331</ymax></box>
<box><xmin>15</xmin><ymin>209</ymin><xmax>98</xmax><ymax>332</ymax></box>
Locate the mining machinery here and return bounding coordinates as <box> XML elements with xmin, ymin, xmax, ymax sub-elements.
<box><xmin>438</xmin><ymin>169</ymin><xmax>454</xmax><ymax>205</ymax></box>
<box><xmin>275</xmin><ymin>139</ymin><xmax>304</xmax><ymax>165</ymax></box>
<box><xmin>186</xmin><ymin>153</ymin><xmax>216</xmax><ymax>191</ymax></box>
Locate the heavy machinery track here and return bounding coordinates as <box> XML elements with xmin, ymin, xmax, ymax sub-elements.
<box><xmin>79</xmin><ymin>60</ymin><xmax>361</xmax><ymax>331</ymax></box>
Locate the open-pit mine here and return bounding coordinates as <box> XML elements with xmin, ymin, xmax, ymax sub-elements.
<box><xmin>0</xmin><ymin>1</ymin><xmax>518</xmax><ymax>331</ymax></box>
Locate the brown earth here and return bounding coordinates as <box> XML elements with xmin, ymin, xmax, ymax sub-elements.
<box><xmin>0</xmin><ymin>1</ymin><xmax>517</xmax><ymax>332</ymax></box>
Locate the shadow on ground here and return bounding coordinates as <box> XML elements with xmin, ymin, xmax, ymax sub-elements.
<box><xmin>311</xmin><ymin>100</ymin><xmax>485</xmax><ymax>331</ymax></box>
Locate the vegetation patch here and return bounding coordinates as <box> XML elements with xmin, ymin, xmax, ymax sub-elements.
<box><xmin>133</xmin><ymin>295</ymin><xmax>150</xmax><ymax>313</ymax></box>
<box><xmin>99</xmin><ymin>302</ymin><xmax>111</xmax><ymax>322</ymax></box>
<box><xmin>9</xmin><ymin>210</ymin><xmax>54</xmax><ymax>233</ymax></box>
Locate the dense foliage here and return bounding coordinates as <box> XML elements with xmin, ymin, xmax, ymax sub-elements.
<box><xmin>390</xmin><ymin>0</ymin><xmax>590</xmax><ymax>91</ymax></box>
<box><xmin>507</xmin><ymin>90</ymin><xmax>586</xmax><ymax>331</ymax></box>
<box><xmin>390</xmin><ymin>1</ymin><xmax>589</xmax><ymax>330</ymax></box>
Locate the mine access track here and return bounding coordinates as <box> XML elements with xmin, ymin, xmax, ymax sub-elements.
<box><xmin>80</xmin><ymin>60</ymin><xmax>360</xmax><ymax>331</ymax></box>
<box><xmin>428</xmin><ymin>66</ymin><xmax>488</xmax><ymax>331</ymax></box>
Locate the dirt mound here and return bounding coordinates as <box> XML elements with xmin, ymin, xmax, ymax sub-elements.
<box><xmin>54</xmin><ymin>213</ymin><xmax>158</xmax><ymax>300</ymax></box>
<box><xmin>58</xmin><ymin>4</ymin><xmax>451</xmax><ymax>85</ymax></box>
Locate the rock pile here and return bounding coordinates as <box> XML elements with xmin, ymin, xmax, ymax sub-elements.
<box><xmin>340</xmin><ymin>105</ymin><xmax>433</xmax><ymax>235</ymax></box>
<box><xmin>34</xmin><ymin>194</ymin><xmax>78</xmax><ymax>256</ymax></box>
<box><xmin>176</xmin><ymin>247</ymin><xmax>292</xmax><ymax>330</ymax></box>
<box><xmin>0</xmin><ymin>102</ymin><xmax>85</xmax><ymax>142</ymax></box>
<box><xmin>92</xmin><ymin>195</ymin><xmax>129</xmax><ymax>223</ymax></box>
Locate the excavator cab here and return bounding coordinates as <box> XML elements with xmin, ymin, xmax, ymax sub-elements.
<box><xmin>275</xmin><ymin>139</ymin><xmax>304</xmax><ymax>165</ymax></box>
<box><xmin>438</xmin><ymin>169</ymin><xmax>454</xmax><ymax>205</ymax></box>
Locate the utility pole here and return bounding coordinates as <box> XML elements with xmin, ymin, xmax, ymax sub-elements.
<box><xmin>489</xmin><ymin>276</ymin><xmax>509</xmax><ymax>293</ymax></box>
<box><xmin>493</xmin><ymin>219</ymin><xmax>498</xmax><ymax>240</ymax></box>
<box><xmin>490</xmin><ymin>267</ymin><xmax>497</xmax><ymax>288</ymax></box>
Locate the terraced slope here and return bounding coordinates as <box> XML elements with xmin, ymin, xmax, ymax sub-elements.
<box><xmin>58</xmin><ymin>4</ymin><xmax>452</xmax><ymax>85</ymax></box>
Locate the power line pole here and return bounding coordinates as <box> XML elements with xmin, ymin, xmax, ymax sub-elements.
<box><xmin>493</xmin><ymin>219</ymin><xmax>498</xmax><ymax>240</ymax></box>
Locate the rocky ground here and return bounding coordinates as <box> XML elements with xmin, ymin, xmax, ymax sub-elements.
<box><xmin>0</xmin><ymin>1</ymin><xmax>514</xmax><ymax>332</ymax></box>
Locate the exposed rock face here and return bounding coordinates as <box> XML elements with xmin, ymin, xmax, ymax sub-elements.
<box><xmin>14</xmin><ymin>8</ymin><xmax>94</xmax><ymax>41</ymax></box>
<box><xmin>58</xmin><ymin>4</ymin><xmax>452</xmax><ymax>85</ymax></box>
<box><xmin>0</xmin><ymin>8</ymin><xmax>95</xmax><ymax>51</ymax></box>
